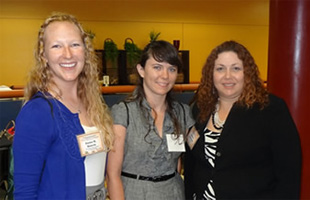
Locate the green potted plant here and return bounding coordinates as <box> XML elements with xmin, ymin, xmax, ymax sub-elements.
<box><xmin>104</xmin><ymin>38</ymin><xmax>119</xmax><ymax>68</ymax></box>
<box><xmin>124</xmin><ymin>38</ymin><xmax>142</xmax><ymax>68</ymax></box>
<box><xmin>149</xmin><ymin>31</ymin><xmax>161</xmax><ymax>42</ymax></box>
<box><xmin>124</xmin><ymin>38</ymin><xmax>142</xmax><ymax>84</ymax></box>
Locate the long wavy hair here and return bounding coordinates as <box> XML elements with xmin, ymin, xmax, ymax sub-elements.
<box><xmin>24</xmin><ymin>12</ymin><xmax>114</xmax><ymax>150</ymax></box>
<box><xmin>195</xmin><ymin>40</ymin><xmax>269</xmax><ymax>123</ymax></box>
<box><xmin>126</xmin><ymin>40</ymin><xmax>183</xmax><ymax>141</ymax></box>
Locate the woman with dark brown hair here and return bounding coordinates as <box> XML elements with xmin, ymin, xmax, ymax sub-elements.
<box><xmin>107</xmin><ymin>40</ymin><xmax>195</xmax><ymax>200</ymax></box>
<box><xmin>184</xmin><ymin>40</ymin><xmax>301</xmax><ymax>199</ymax></box>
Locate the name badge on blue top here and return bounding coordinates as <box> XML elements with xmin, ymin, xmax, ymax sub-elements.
<box><xmin>76</xmin><ymin>131</ymin><xmax>104</xmax><ymax>157</ymax></box>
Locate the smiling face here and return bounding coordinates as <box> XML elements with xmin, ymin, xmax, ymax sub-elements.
<box><xmin>43</xmin><ymin>21</ymin><xmax>85</xmax><ymax>88</ymax></box>
<box><xmin>213</xmin><ymin>51</ymin><xmax>244</xmax><ymax>102</ymax></box>
<box><xmin>137</xmin><ymin>55</ymin><xmax>178</xmax><ymax>99</ymax></box>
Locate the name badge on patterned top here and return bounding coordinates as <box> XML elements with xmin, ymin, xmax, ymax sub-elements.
<box><xmin>186</xmin><ymin>126</ymin><xmax>200</xmax><ymax>150</ymax></box>
<box><xmin>166</xmin><ymin>134</ymin><xmax>185</xmax><ymax>152</ymax></box>
<box><xmin>76</xmin><ymin>131</ymin><xmax>104</xmax><ymax>157</ymax></box>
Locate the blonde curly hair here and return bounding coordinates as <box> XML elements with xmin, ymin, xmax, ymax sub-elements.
<box><xmin>24</xmin><ymin>12</ymin><xmax>114</xmax><ymax>150</ymax></box>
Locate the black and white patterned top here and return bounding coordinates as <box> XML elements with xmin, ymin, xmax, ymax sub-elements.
<box><xmin>203</xmin><ymin>127</ymin><xmax>221</xmax><ymax>200</ymax></box>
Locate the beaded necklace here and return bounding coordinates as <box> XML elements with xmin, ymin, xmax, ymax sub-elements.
<box><xmin>211</xmin><ymin>103</ymin><xmax>225</xmax><ymax>130</ymax></box>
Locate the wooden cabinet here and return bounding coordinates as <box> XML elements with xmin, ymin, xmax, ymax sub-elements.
<box><xmin>95</xmin><ymin>50</ymin><xmax>189</xmax><ymax>85</ymax></box>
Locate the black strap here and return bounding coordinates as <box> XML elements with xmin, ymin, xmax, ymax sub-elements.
<box><xmin>123</xmin><ymin>101</ymin><xmax>129</xmax><ymax>126</ymax></box>
<box><xmin>178</xmin><ymin>102</ymin><xmax>186</xmax><ymax>129</ymax></box>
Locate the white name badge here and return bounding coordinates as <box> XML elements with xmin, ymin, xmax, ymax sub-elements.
<box><xmin>166</xmin><ymin>134</ymin><xmax>185</xmax><ymax>152</ymax></box>
<box><xmin>76</xmin><ymin>131</ymin><xmax>104</xmax><ymax>157</ymax></box>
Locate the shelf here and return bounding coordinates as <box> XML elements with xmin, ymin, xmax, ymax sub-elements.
<box><xmin>95</xmin><ymin>50</ymin><xmax>189</xmax><ymax>85</ymax></box>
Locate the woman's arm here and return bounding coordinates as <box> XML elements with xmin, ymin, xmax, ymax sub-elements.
<box><xmin>269</xmin><ymin>96</ymin><xmax>302</xmax><ymax>199</ymax></box>
<box><xmin>177</xmin><ymin>156</ymin><xmax>182</xmax><ymax>174</ymax></box>
<box><xmin>13</xmin><ymin>100</ymin><xmax>54</xmax><ymax>200</ymax></box>
<box><xmin>107</xmin><ymin>124</ymin><xmax>126</xmax><ymax>200</ymax></box>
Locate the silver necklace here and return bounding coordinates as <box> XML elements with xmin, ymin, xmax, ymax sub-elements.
<box><xmin>61</xmin><ymin>97</ymin><xmax>81</xmax><ymax>114</ymax></box>
<box><xmin>211</xmin><ymin>103</ymin><xmax>225</xmax><ymax>130</ymax></box>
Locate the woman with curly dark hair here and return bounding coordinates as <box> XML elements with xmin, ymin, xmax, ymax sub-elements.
<box><xmin>184</xmin><ymin>40</ymin><xmax>301</xmax><ymax>199</ymax></box>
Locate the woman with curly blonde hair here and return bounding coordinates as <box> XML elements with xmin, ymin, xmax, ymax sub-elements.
<box><xmin>185</xmin><ymin>40</ymin><xmax>301</xmax><ymax>199</ymax></box>
<box><xmin>13</xmin><ymin>13</ymin><xmax>113</xmax><ymax>199</ymax></box>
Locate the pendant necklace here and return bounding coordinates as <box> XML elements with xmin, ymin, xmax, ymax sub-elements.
<box><xmin>61</xmin><ymin>97</ymin><xmax>82</xmax><ymax>114</ymax></box>
<box><xmin>68</xmin><ymin>101</ymin><xmax>81</xmax><ymax>114</ymax></box>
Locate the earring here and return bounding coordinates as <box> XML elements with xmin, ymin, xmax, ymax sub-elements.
<box><xmin>212</xmin><ymin>86</ymin><xmax>216</xmax><ymax>94</ymax></box>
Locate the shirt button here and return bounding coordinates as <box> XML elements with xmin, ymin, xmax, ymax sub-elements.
<box><xmin>216</xmin><ymin>152</ymin><xmax>221</xmax><ymax>157</ymax></box>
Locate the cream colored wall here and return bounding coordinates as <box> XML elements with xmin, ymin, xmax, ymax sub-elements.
<box><xmin>184</xmin><ymin>24</ymin><xmax>269</xmax><ymax>82</ymax></box>
<box><xmin>0</xmin><ymin>0</ymin><xmax>269</xmax><ymax>86</ymax></box>
<box><xmin>0</xmin><ymin>19</ymin><xmax>40</xmax><ymax>85</ymax></box>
